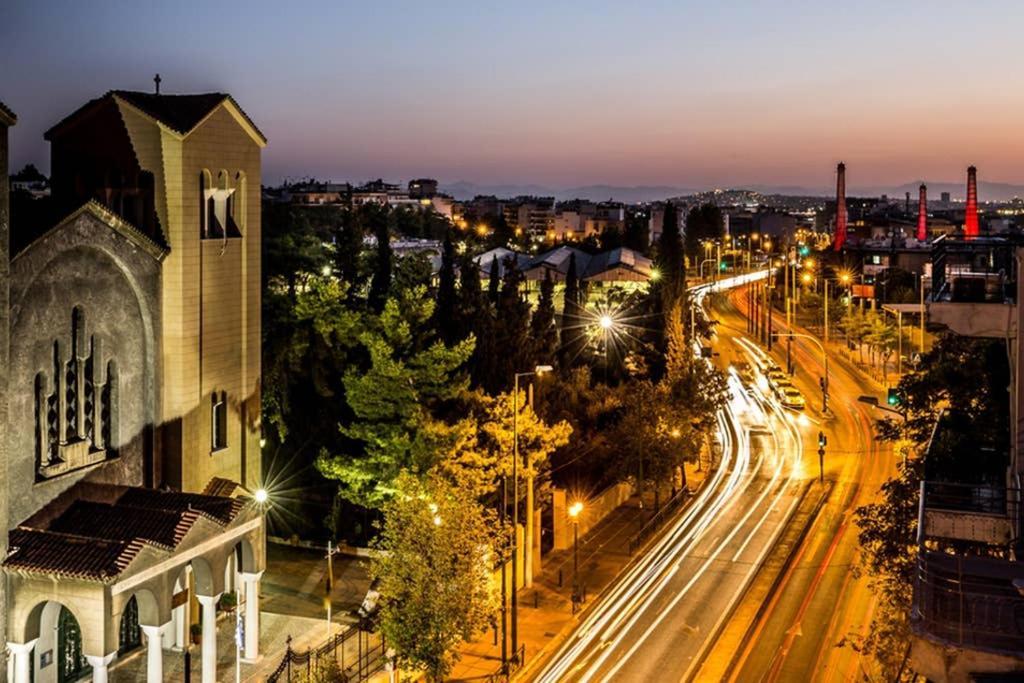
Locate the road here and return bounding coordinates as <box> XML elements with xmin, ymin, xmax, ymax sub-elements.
<box><xmin>718</xmin><ymin>284</ymin><xmax>895</xmax><ymax>683</ymax></box>
<box><xmin>532</xmin><ymin>273</ymin><xmax>815</xmax><ymax>683</ymax></box>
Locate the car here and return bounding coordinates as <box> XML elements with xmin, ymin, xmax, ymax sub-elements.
<box><xmin>780</xmin><ymin>386</ymin><xmax>806</xmax><ymax>410</ymax></box>
<box><xmin>767</xmin><ymin>368</ymin><xmax>788</xmax><ymax>384</ymax></box>
<box><xmin>732</xmin><ymin>361</ymin><xmax>755</xmax><ymax>384</ymax></box>
<box><xmin>771</xmin><ymin>377</ymin><xmax>793</xmax><ymax>399</ymax></box>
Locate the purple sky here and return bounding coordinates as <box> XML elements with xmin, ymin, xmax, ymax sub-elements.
<box><xmin>3</xmin><ymin>1</ymin><xmax>1024</xmax><ymax>189</ymax></box>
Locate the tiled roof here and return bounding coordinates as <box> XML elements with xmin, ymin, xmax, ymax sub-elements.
<box><xmin>0</xmin><ymin>100</ymin><xmax>16</xmax><ymax>126</ymax></box>
<box><xmin>117</xmin><ymin>487</ymin><xmax>244</xmax><ymax>525</ymax></box>
<box><xmin>203</xmin><ymin>476</ymin><xmax>241</xmax><ymax>498</ymax></box>
<box><xmin>49</xmin><ymin>500</ymin><xmax>196</xmax><ymax>550</ymax></box>
<box><xmin>6</xmin><ymin>528</ymin><xmax>144</xmax><ymax>581</ymax></box>
<box><xmin>3</xmin><ymin>482</ymin><xmax>247</xmax><ymax>582</ymax></box>
<box><xmin>45</xmin><ymin>90</ymin><xmax>266</xmax><ymax>144</ymax></box>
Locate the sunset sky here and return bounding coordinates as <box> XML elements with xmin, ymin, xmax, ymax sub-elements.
<box><xmin>3</xmin><ymin>0</ymin><xmax>1023</xmax><ymax>190</ymax></box>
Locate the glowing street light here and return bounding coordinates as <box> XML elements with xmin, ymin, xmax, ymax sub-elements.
<box><xmin>599</xmin><ymin>314</ymin><xmax>614</xmax><ymax>330</ymax></box>
<box><xmin>569</xmin><ymin>501</ymin><xmax>584</xmax><ymax>613</ymax></box>
<box><xmin>254</xmin><ymin>488</ymin><xmax>269</xmax><ymax>505</ymax></box>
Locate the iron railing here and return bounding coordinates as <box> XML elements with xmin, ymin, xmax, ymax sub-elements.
<box><xmin>922</xmin><ymin>481</ymin><xmax>1018</xmax><ymax>518</ymax></box>
<box><xmin>267</xmin><ymin>625</ymin><xmax>385</xmax><ymax>683</ymax></box>
<box><xmin>913</xmin><ymin>550</ymin><xmax>1024</xmax><ymax>656</ymax></box>
<box><xmin>627</xmin><ymin>488</ymin><xmax>688</xmax><ymax>555</ymax></box>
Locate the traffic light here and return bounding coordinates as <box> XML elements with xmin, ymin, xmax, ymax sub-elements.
<box><xmin>799</xmin><ymin>245</ymin><xmax>810</xmax><ymax>257</ymax></box>
<box><xmin>887</xmin><ymin>387</ymin><xmax>900</xmax><ymax>407</ymax></box>
<box><xmin>818</xmin><ymin>431</ymin><xmax>827</xmax><ymax>448</ymax></box>
<box><xmin>719</xmin><ymin>261</ymin><xmax>727</xmax><ymax>272</ymax></box>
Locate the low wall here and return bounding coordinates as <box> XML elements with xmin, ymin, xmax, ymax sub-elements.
<box><xmin>551</xmin><ymin>482</ymin><xmax>634</xmax><ymax>552</ymax></box>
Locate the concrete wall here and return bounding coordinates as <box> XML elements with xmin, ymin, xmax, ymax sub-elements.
<box><xmin>552</xmin><ymin>482</ymin><xmax>634</xmax><ymax>552</ymax></box>
<box><xmin>8</xmin><ymin>210</ymin><xmax>161</xmax><ymax>526</ymax></box>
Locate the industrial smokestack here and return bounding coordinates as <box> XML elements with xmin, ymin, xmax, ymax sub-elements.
<box><xmin>964</xmin><ymin>165</ymin><xmax>979</xmax><ymax>237</ymax></box>
<box><xmin>905</xmin><ymin>191</ymin><xmax>911</xmax><ymax>214</ymax></box>
<box><xmin>834</xmin><ymin>162</ymin><xmax>847</xmax><ymax>251</ymax></box>
<box><xmin>917</xmin><ymin>184</ymin><xmax>927</xmax><ymax>241</ymax></box>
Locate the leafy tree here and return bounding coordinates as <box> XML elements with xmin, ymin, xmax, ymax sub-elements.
<box><xmin>683</xmin><ymin>203</ymin><xmax>724</xmax><ymax>262</ymax></box>
<box><xmin>434</xmin><ymin>235</ymin><xmax>459</xmax><ymax>343</ymax></box>
<box><xmin>367</xmin><ymin>206</ymin><xmax>392</xmax><ymax>312</ymax></box>
<box><xmin>263</xmin><ymin>203</ymin><xmax>331</xmax><ymax>301</ymax></box>
<box><xmin>372</xmin><ymin>473</ymin><xmax>497</xmax><ymax>682</ymax></box>
<box><xmin>434</xmin><ymin>389</ymin><xmax>573</xmax><ymax>501</ymax></box>
<box><xmin>331</xmin><ymin>212</ymin><xmax>368</xmax><ymax>300</ymax></box>
<box><xmin>317</xmin><ymin>289</ymin><xmax>475</xmax><ymax>508</ymax></box>
<box><xmin>623</xmin><ymin>210</ymin><xmax>650</xmax><ymax>253</ymax></box>
<box><xmin>530</xmin><ymin>272</ymin><xmax>559</xmax><ymax>368</ymax></box>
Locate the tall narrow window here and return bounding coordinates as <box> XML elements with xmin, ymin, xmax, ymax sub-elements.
<box><xmin>212</xmin><ymin>392</ymin><xmax>228</xmax><ymax>451</ymax></box>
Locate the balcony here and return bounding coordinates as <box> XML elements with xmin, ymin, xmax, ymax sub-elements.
<box><xmin>927</xmin><ymin>236</ymin><xmax>1020</xmax><ymax>338</ymax></box>
<box><xmin>921</xmin><ymin>482</ymin><xmax>1018</xmax><ymax>546</ymax></box>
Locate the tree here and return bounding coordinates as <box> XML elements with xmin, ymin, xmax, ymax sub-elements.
<box><xmin>367</xmin><ymin>206</ymin><xmax>392</xmax><ymax>312</ymax></box>
<box><xmin>434</xmin><ymin>389</ymin><xmax>573</xmax><ymax>501</ymax></box>
<box><xmin>372</xmin><ymin>473</ymin><xmax>497</xmax><ymax>682</ymax></box>
<box><xmin>487</xmin><ymin>257</ymin><xmax>501</xmax><ymax>304</ymax></box>
<box><xmin>683</xmin><ymin>203</ymin><xmax>724</xmax><ymax>262</ymax></box>
<box><xmin>657</xmin><ymin>202</ymin><xmax>684</xmax><ymax>302</ymax></box>
<box><xmin>317</xmin><ymin>289</ymin><xmax>475</xmax><ymax>508</ymax></box>
<box><xmin>623</xmin><ymin>210</ymin><xmax>650</xmax><ymax>253</ymax></box>
<box><xmin>530</xmin><ymin>272</ymin><xmax>559</xmax><ymax>368</ymax></box>
<box><xmin>263</xmin><ymin>203</ymin><xmax>331</xmax><ymax>301</ymax></box>
<box><xmin>434</xmin><ymin>235</ymin><xmax>458</xmax><ymax>343</ymax></box>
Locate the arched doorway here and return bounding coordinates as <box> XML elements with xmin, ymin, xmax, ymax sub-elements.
<box><xmin>56</xmin><ymin>606</ymin><xmax>90</xmax><ymax>682</ymax></box>
<box><xmin>118</xmin><ymin>595</ymin><xmax>142</xmax><ymax>655</ymax></box>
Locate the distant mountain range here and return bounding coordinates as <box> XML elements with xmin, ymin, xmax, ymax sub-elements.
<box><xmin>440</xmin><ymin>180</ymin><xmax>1024</xmax><ymax>203</ymax></box>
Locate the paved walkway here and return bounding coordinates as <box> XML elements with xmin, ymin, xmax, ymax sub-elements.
<box><xmin>450</xmin><ymin>463</ymin><xmax>709</xmax><ymax>682</ymax></box>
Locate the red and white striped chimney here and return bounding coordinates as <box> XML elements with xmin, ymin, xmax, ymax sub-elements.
<box><xmin>916</xmin><ymin>184</ymin><xmax>927</xmax><ymax>241</ymax></box>
<box><xmin>964</xmin><ymin>166</ymin><xmax>979</xmax><ymax>237</ymax></box>
<box><xmin>834</xmin><ymin>162</ymin><xmax>847</xmax><ymax>251</ymax></box>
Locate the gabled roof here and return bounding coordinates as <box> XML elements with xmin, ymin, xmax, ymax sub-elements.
<box><xmin>0</xmin><ymin>100</ymin><xmax>16</xmax><ymax>127</ymax></box>
<box><xmin>45</xmin><ymin>90</ymin><xmax>266</xmax><ymax>146</ymax></box>
<box><xmin>12</xmin><ymin>200</ymin><xmax>169</xmax><ymax>262</ymax></box>
<box><xmin>6</xmin><ymin>528</ymin><xmax>145</xmax><ymax>581</ymax></box>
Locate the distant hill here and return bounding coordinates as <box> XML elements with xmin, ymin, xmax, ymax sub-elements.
<box><xmin>440</xmin><ymin>181</ymin><xmax>695</xmax><ymax>203</ymax></box>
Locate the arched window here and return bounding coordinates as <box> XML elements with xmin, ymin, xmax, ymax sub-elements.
<box><xmin>102</xmin><ymin>360</ymin><xmax>118</xmax><ymax>452</ymax></box>
<box><xmin>212</xmin><ymin>391</ymin><xmax>228</xmax><ymax>451</ymax></box>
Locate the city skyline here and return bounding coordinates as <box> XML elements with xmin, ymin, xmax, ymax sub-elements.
<box><xmin>4</xmin><ymin>0</ymin><xmax>1024</xmax><ymax>189</ymax></box>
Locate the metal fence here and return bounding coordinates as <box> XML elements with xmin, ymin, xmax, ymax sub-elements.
<box><xmin>484</xmin><ymin>645</ymin><xmax>526</xmax><ymax>683</ymax></box>
<box><xmin>913</xmin><ymin>549</ymin><xmax>1024</xmax><ymax>656</ymax></box>
<box><xmin>267</xmin><ymin>625</ymin><xmax>386</xmax><ymax>683</ymax></box>
<box><xmin>627</xmin><ymin>488</ymin><xmax>688</xmax><ymax>555</ymax></box>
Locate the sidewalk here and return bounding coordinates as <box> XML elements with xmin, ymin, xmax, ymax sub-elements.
<box><xmin>449</xmin><ymin>462</ymin><xmax>709</xmax><ymax>682</ymax></box>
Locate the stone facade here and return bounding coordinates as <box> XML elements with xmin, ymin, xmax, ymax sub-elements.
<box><xmin>8</xmin><ymin>204</ymin><xmax>163</xmax><ymax>526</ymax></box>
<box><xmin>0</xmin><ymin>101</ymin><xmax>16</xmax><ymax>683</ymax></box>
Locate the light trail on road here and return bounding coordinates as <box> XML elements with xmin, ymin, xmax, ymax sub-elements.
<box><xmin>533</xmin><ymin>270</ymin><xmax>810</xmax><ymax>683</ymax></box>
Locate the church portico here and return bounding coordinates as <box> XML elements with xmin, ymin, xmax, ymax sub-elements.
<box><xmin>3</xmin><ymin>482</ymin><xmax>264</xmax><ymax>683</ymax></box>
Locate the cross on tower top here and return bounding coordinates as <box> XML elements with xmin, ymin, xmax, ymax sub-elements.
<box><xmin>154</xmin><ymin>73</ymin><xmax>162</xmax><ymax>95</ymax></box>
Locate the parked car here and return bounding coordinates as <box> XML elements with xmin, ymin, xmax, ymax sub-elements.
<box><xmin>767</xmin><ymin>367</ymin><xmax>788</xmax><ymax>384</ymax></box>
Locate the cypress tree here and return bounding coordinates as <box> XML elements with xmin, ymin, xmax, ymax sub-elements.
<box><xmin>563</xmin><ymin>252</ymin><xmax>579</xmax><ymax>317</ymax></box>
<box><xmin>434</xmin><ymin>234</ymin><xmax>458</xmax><ymax>342</ymax></box>
<box><xmin>491</xmin><ymin>258</ymin><xmax>531</xmax><ymax>392</ymax></box>
<box><xmin>367</xmin><ymin>207</ymin><xmax>392</xmax><ymax>312</ymax></box>
<box><xmin>487</xmin><ymin>257</ymin><xmax>501</xmax><ymax>304</ymax></box>
<box><xmin>531</xmin><ymin>271</ymin><xmax>559</xmax><ymax>368</ymax></box>
<box><xmin>658</xmin><ymin>201</ymin><xmax>684</xmax><ymax>303</ymax></box>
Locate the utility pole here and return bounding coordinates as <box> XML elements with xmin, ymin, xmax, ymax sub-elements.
<box><xmin>824</xmin><ymin>279</ymin><xmax>829</xmax><ymax>347</ymax></box>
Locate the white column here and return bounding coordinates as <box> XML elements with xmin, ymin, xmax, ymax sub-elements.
<box><xmin>140</xmin><ymin>625</ymin><xmax>163</xmax><ymax>682</ymax></box>
<box><xmin>7</xmin><ymin>640</ymin><xmax>36</xmax><ymax>683</ymax></box>
<box><xmin>238</xmin><ymin>571</ymin><xmax>263</xmax><ymax>662</ymax></box>
<box><xmin>85</xmin><ymin>653</ymin><xmax>115</xmax><ymax>683</ymax></box>
<box><xmin>197</xmin><ymin>595</ymin><xmax>220</xmax><ymax>683</ymax></box>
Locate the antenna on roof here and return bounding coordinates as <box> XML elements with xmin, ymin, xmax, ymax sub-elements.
<box><xmin>154</xmin><ymin>73</ymin><xmax>162</xmax><ymax>95</ymax></box>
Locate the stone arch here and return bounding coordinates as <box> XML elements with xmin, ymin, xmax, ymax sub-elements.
<box><xmin>199</xmin><ymin>168</ymin><xmax>213</xmax><ymax>237</ymax></box>
<box><xmin>234</xmin><ymin>170</ymin><xmax>247</xmax><ymax>233</ymax></box>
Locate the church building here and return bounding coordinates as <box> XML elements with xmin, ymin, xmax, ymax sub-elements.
<box><xmin>1</xmin><ymin>86</ymin><xmax>266</xmax><ymax>683</ymax></box>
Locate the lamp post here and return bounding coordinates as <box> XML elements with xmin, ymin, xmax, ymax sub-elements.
<box><xmin>510</xmin><ymin>364</ymin><xmax>553</xmax><ymax>663</ymax></box>
<box><xmin>568</xmin><ymin>501</ymin><xmax>583</xmax><ymax>613</ymax></box>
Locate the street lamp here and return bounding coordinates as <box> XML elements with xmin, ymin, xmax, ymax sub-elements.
<box><xmin>253</xmin><ymin>488</ymin><xmax>269</xmax><ymax>505</ymax></box>
<box><xmin>568</xmin><ymin>501</ymin><xmax>584</xmax><ymax>613</ymax></box>
<box><xmin>507</xmin><ymin>364</ymin><xmax>553</xmax><ymax>666</ymax></box>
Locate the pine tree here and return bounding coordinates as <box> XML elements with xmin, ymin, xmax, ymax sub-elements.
<box><xmin>434</xmin><ymin>234</ymin><xmax>459</xmax><ymax>343</ymax></box>
<box><xmin>563</xmin><ymin>252</ymin><xmax>579</xmax><ymax>317</ymax></box>
<box><xmin>367</xmin><ymin>206</ymin><xmax>392</xmax><ymax>312</ymax></box>
<box><xmin>560</xmin><ymin>253</ymin><xmax>585</xmax><ymax>368</ymax></box>
<box><xmin>530</xmin><ymin>272</ymin><xmax>559</xmax><ymax>368</ymax></box>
